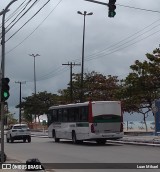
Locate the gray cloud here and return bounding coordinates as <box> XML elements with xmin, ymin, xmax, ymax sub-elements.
<box><xmin>1</xmin><ymin>0</ymin><xmax>160</xmax><ymax>118</ymax></box>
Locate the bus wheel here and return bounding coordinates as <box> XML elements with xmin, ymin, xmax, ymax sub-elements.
<box><xmin>96</xmin><ymin>139</ymin><xmax>106</xmax><ymax>145</ymax></box>
<box><xmin>53</xmin><ymin>130</ymin><xmax>59</xmax><ymax>142</ymax></box>
<box><xmin>72</xmin><ymin>131</ymin><xmax>78</xmax><ymax>144</ymax></box>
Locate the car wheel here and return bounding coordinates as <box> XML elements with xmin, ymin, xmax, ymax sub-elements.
<box><xmin>23</xmin><ymin>139</ymin><xmax>26</xmax><ymax>143</ymax></box>
<box><xmin>6</xmin><ymin>137</ymin><xmax>9</xmax><ymax>143</ymax></box>
<box><xmin>10</xmin><ymin>135</ymin><xmax>14</xmax><ymax>143</ymax></box>
<box><xmin>28</xmin><ymin>136</ymin><xmax>31</xmax><ymax>143</ymax></box>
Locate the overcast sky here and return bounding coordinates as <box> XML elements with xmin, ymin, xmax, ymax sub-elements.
<box><xmin>1</xmin><ymin>0</ymin><xmax>160</xmax><ymax>119</ymax></box>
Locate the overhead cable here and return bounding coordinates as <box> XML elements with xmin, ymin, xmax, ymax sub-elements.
<box><xmin>6</xmin><ymin>0</ymin><xmax>41</xmax><ymax>35</ymax></box>
<box><xmin>117</xmin><ymin>4</ymin><xmax>160</xmax><ymax>13</ymax></box>
<box><xmin>5</xmin><ymin>0</ymin><xmax>33</xmax><ymax>30</ymax></box>
<box><xmin>5</xmin><ymin>0</ymin><xmax>63</xmax><ymax>54</ymax></box>
<box><xmin>5</xmin><ymin>0</ymin><xmax>50</xmax><ymax>42</ymax></box>
<box><xmin>0</xmin><ymin>0</ymin><xmax>28</xmax><ymax>28</ymax></box>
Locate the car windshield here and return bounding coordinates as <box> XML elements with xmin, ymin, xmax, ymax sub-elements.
<box><xmin>13</xmin><ymin>125</ymin><xmax>28</xmax><ymax>129</ymax></box>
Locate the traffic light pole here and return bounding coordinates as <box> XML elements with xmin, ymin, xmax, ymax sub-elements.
<box><xmin>0</xmin><ymin>0</ymin><xmax>17</xmax><ymax>163</ymax></box>
<box><xmin>85</xmin><ymin>0</ymin><xmax>108</xmax><ymax>6</ymax></box>
<box><xmin>85</xmin><ymin>0</ymin><xmax>116</xmax><ymax>18</ymax></box>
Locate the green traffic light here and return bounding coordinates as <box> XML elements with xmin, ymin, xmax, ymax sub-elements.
<box><xmin>3</xmin><ymin>92</ymin><xmax>9</xmax><ymax>98</ymax></box>
<box><xmin>1</xmin><ymin>77</ymin><xmax>10</xmax><ymax>101</ymax></box>
<box><xmin>109</xmin><ymin>11</ymin><xmax>116</xmax><ymax>17</ymax></box>
<box><xmin>111</xmin><ymin>11</ymin><xmax>116</xmax><ymax>17</ymax></box>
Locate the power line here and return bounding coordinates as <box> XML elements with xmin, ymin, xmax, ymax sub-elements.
<box><xmin>5</xmin><ymin>0</ymin><xmax>35</xmax><ymax>32</ymax></box>
<box><xmin>37</xmin><ymin>65</ymin><xmax>66</xmax><ymax>80</ymax></box>
<box><xmin>85</xmin><ymin>0</ymin><xmax>160</xmax><ymax>13</ymax></box>
<box><xmin>0</xmin><ymin>0</ymin><xmax>28</xmax><ymax>28</ymax></box>
<box><xmin>85</xmin><ymin>28</ymin><xmax>160</xmax><ymax>62</ymax></box>
<box><xmin>5</xmin><ymin>0</ymin><xmax>51</xmax><ymax>42</ymax></box>
<box><xmin>36</xmin><ymin>66</ymin><xmax>69</xmax><ymax>81</ymax></box>
<box><xmin>78</xmin><ymin>19</ymin><xmax>160</xmax><ymax>61</ymax></box>
<box><xmin>5</xmin><ymin>0</ymin><xmax>63</xmax><ymax>54</ymax></box>
<box><xmin>3</xmin><ymin>1</ymin><xmax>160</xmax><ymax>82</ymax></box>
<box><xmin>85</xmin><ymin>26</ymin><xmax>160</xmax><ymax>61</ymax></box>
<box><xmin>26</xmin><ymin>20</ymin><xmax>160</xmax><ymax>81</ymax></box>
<box><xmin>30</xmin><ymin>19</ymin><xmax>160</xmax><ymax>80</ymax></box>
<box><xmin>4</xmin><ymin>0</ymin><xmax>158</xmax><ymax>55</ymax></box>
<box><xmin>117</xmin><ymin>4</ymin><xmax>160</xmax><ymax>13</ymax></box>
<box><xmin>27</xmin><ymin>26</ymin><xmax>160</xmax><ymax>82</ymax></box>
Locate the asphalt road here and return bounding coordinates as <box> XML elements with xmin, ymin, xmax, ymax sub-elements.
<box><xmin>4</xmin><ymin>137</ymin><xmax>160</xmax><ymax>172</ymax></box>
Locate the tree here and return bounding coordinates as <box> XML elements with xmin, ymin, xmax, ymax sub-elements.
<box><xmin>84</xmin><ymin>71</ymin><xmax>120</xmax><ymax>101</ymax></box>
<box><xmin>58</xmin><ymin>71</ymin><xmax>120</xmax><ymax>102</ymax></box>
<box><xmin>5</xmin><ymin>113</ymin><xmax>18</xmax><ymax>126</ymax></box>
<box><xmin>16</xmin><ymin>91</ymin><xmax>60</xmax><ymax>123</ymax></box>
<box><xmin>22</xmin><ymin>111</ymin><xmax>33</xmax><ymax>124</ymax></box>
<box><xmin>118</xmin><ymin>48</ymin><xmax>160</xmax><ymax>131</ymax></box>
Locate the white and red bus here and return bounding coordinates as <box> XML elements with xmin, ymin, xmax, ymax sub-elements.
<box><xmin>47</xmin><ymin>101</ymin><xmax>123</xmax><ymax>144</ymax></box>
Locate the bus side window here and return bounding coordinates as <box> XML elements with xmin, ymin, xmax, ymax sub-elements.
<box><xmin>74</xmin><ymin>107</ymin><xmax>79</xmax><ymax>122</ymax></box>
<box><xmin>68</xmin><ymin>108</ymin><xmax>75</xmax><ymax>122</ymax></box>
<box><xmin>80</xmin><ymin>106</ymin><xmax>88</xmax><ymax>122</ymax></box>
<box><xmin>53</xmin><ymin>110</ymin><xmax>58</xmax><ymax>122</ymax></box>
<box><xmin>47</xmin><ymin>110</ymin><xmax>52</xmax><ymax>126</ymax></box>
<box><xmin>58</xmin><ymin>109</ymin><xmax>63</xmax><ymax>122</ymax></box>
<box><xmin>63</xmin><ymin>109</ymin><xmax>68</xmax><ymax>122</ymax></box>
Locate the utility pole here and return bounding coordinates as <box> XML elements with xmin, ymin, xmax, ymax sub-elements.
<box><xmin>62</xmin><ymin>62</ymin><xmax>80</xmax><ymax>102</ymax></box>
<box><xmin>0</xmin><ymin>0</ymin><xmax>18</xmax><ymax>163</ymax></box>
<box><xmin>15</xmin><ymin>81</ymin><xmax>26</xmax><ymax>124</ymax></box>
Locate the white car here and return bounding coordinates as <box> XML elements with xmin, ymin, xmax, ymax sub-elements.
<box><xmin>6</xmin><ymin>124</ymin><xmax>31</xmax><ymax>143</ymax></box>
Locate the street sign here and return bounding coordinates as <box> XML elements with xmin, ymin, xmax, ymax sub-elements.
<box><xmin>154</xmin><ymin>99</ymin><xmax>160</xmax><ymax>135</ymax></box>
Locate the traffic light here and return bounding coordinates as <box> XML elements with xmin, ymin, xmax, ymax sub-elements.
<box><xmin>1</xmin><ymin>78</ymin><xmax>10</xmax><ymax>102</ymax></box>
<box><xmin>108</xmin><ymin>0</ymin><xmax>116</xmax><ymax>18</ymax></box>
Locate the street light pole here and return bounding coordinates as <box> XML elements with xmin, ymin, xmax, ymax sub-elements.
<box><xmin>77</xmin><ymin>11</ymin><xmax>93</xmax><ymax>102</ymax></box>
<box><xmin>0</xmin><ymin>0</ymin><xmax>18</xmax><ymax>163</ymax></box>
<box><xmin>29</xmin><ymin>54</ymin><xmax>40</xmax><ymax>127</ymax></box>
<box><xmin>29</xmin><ymin>54</ymin><xmax>40</xmax><ymax>94</ymax></box>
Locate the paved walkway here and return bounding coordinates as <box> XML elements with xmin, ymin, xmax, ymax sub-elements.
<box><xmin>108</xmin><ymin>135</ymin><xmax>160</xmax><ymax>146</ymax></box>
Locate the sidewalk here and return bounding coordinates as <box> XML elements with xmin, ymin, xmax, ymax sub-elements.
<box><xmin>108</xmin><ymin>135</ymin><xmax>160</xmax><ymax>146</ymax></box>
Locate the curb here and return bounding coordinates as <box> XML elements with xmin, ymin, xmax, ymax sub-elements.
<box><xmin>107</xmin><ymin>140</ymin><xmax>160</xmax><ymax>147</ymax></box>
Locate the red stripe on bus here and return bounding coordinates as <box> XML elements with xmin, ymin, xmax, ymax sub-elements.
<box><xmin>88</xmin><ymin>101</ymin><xmax>93</xmax><ymax>123</ymax></box>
